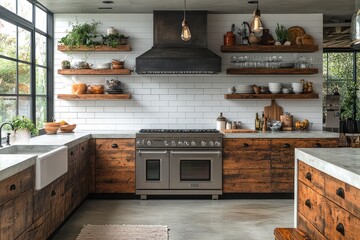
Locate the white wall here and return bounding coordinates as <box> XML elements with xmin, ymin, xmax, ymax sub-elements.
<box><xmin>54</xmin><ymin>13</ymin><xmax>323</xmax><ymax>131</ymax></box>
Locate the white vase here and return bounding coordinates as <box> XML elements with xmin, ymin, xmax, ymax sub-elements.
<box><xmin>11</xmin><ymin>129</ymin><xmax>31</xmax><ymax>144</ymax></box>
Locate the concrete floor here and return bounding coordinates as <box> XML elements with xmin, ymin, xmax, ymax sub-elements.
<box><xmin>52</xmin><ymin>199</ymin><xmax>294</xmax><ymax>240</ymax></box>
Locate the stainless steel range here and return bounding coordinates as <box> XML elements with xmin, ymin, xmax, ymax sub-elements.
<box><xmin>135</xmin><ymin>129</ymin><xmax>223</xmax><ymax>200</ymax></box>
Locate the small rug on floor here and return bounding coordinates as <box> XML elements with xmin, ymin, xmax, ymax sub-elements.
<box><xmin>76</xmin><ymin>224</ymin><xmax>169</xmax><ymax>240</ymax></box>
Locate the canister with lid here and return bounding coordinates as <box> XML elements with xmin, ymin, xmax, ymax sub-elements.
<box><xmin>216</xmin><ymin>112</ymin><xmax>226</xmax><ymax>131</ymax></box>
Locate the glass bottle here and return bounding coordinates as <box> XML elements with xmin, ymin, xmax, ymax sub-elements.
<box><xmin>255</xmin><ymin>112</ymin><xmax>260</xmax><ymax>130</ymax></box>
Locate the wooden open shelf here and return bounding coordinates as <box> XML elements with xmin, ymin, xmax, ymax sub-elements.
<box><xmin>224</xmin><ymin>93</ymin><xmax>319</xmax><ymax>100</ymax></box>
<box><xmin>221</xmin><ymin>45</ymin><xmax>318</xmax><ymax>53</ymax></box>
<box><xmin>226</xmin><ymin>68</ymin><xmax>318</xmax><ymax>75</ymax></box>
<box><xmin>57</xmin><ymin>44</ymin><xmax>131</xmax><ymax>52</ymax></box>
<box><xmin>58</xmin><ymin>69</ymin><xmax>131</xmax><ymax>75</ymax></box>
<box><xmin>57</xmin><ymin>94</ymin><xmax>131</xmax><ymax>100</ymax></box>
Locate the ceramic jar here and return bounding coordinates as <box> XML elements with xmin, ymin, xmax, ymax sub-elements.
<box><xmin>216</xmin><ymin>112</ymin><xmax>226</xmax><ymax>131</ymax></box>
<box><xmin>224</xmin><ymin>31</ymin><xmax>236</xmax><ymax>46</ymax></box>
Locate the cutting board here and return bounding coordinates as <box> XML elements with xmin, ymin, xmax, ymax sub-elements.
<box><xmin>221</xmin><ymin>129</ymin><xmax>258</xmax><ymax>133</ymax></box>
<box><xmin>264</xmin><ymin>99</ymin><xmax>283</xmax><ymax>121</ymax></box>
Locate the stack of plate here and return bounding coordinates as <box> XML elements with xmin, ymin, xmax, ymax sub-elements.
<box><xmin>105</xmin><ymin>89</ymin><xmax>124</xmax><ymax>94</ymax></box>
<box><xmin>268</xmin><ymin>83</ymin><xmax>282</xmax><ymax>94</ymax></box>
<box><xmin>236</xmin><ymin>84</ymin><xmax>254</xmax><ymax>94</ymax></box>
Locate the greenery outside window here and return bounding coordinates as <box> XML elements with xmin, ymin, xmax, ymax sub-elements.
<box><xmin>0</xmin><ymin>1</ymin><xmax>53</xmax><ymax>129</ymax></box>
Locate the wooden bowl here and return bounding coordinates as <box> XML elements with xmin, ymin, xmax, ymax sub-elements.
<box><xmin>59</xmin><ymin>124</ymin><xmax>76</xmax><ymax>133</ymax></box>
<box><xmin>43</xmin><ymin>122</ymin><xmax>61</xmax><ymax>127</ymax></box>
<box><xmin>112</xmin><ymin>64</ymin><xmax>124</xmax><ymax>69</ymax></box>
<box><xmin>44</xmin><ymin>124</ymin><xmax>60</xmax><ymax>134</ymax></box>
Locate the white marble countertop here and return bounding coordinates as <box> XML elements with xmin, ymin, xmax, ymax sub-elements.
<box><xmin>295</xmin><ymin>148</ymin><xmax>360</xmax><ymax>189</ymax></box>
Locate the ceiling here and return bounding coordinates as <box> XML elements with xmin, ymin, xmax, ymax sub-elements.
<box><xmin>37</xmin><ymin>0</ymin><xmax>355</xmax><ymax>20</ymax></box>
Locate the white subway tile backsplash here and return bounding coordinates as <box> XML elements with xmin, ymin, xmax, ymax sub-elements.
<box><xmin>54</xmin><ymin>13</ymin><xmax>323</xmax><ymax>130</ymax></box>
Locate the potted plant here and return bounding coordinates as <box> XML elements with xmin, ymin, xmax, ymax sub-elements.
<box><xmin>59</xmin><ymin>18</ymin><xmax>102</xmax><ymax>49</ymax></box>
<box><xmin>101</xmin><ymin>33</ymin><xmax>129</xmax><ymax>47</ymax></box>
<box><xmin>275</xmin><ymin>23</ymin><xmax>288</xmax><ymax>45</ymax></box>
<box><xmin>9</xmin><ymin>115</ymin><xmax>39</xmax><ymax>143</ymax></box>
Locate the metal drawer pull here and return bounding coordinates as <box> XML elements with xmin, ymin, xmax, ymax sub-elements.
<box><xmin>111</xmin><ymin>143</ymin><xmax>118</xmax><ymax>148</ymax></box>
<box><xmin>70</xmin><ymin>151</ymin><xmax>74</xmax><ymax>156</ymax></box>
<box><xmin>336</xmin><ymin>187</ymin><xmax>345</xmax><ymax>199</ymax></box>
<box><xmin>305</xmin><ymin>172</ymin><xmax>312</xmax><ymax>181</ymax></box>
<box><xmin>314</xmin><ymin>143</ymin><xmax>321</xmax><ymax>148</ymax></box>
<box><xmin>10</xmin><ymin>184</ymin><xmax>16</xmax><ymax>191</ymax></box>
<box><xmin>138</xmin><ymin>151</ymin><xmax>167</xmax><ymax>156</ymax></box>
<box><xmin>51</xmin><ymin>190</ymin><xmax>56</xmax><ymax>196</ymax></box>
<box><xmin>305</xmin><ymin>199</ymin><xmax>311</xmax><ymax>209</ymax></box>
<box><xmin>242</xmin><ymin>143</ymin><xmax>249</xmax><ymax>148</ymax></box>
<box><xmin>283</xmin><ymin>143</ymin><xmax>290</xmax><ymax>148</ymax></box>
<box><xmin>336</xmin><ymin>223</ymin><xmax>345</xmax><ymax>235</ymax></box>
<box><xmin>170</xmin><ymin>151</ymin><xmax>221</xmax><ymax>155</ymax></box>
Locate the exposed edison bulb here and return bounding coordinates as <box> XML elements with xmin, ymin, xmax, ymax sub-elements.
<box><xmin>251</xmin><ymin>16</ymin><xmax>263</xmax><ymax>34</ymax></box>
<box><xmin>181</xmin><ymin>20</ymin><xmax>191</xmax><ymax>41</ymax></box>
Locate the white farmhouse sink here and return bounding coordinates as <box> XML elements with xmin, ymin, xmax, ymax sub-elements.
<box><xmin>0</xmin><ymin>145</ymin><xmax>68</xmax><ymax>190</ymax></box>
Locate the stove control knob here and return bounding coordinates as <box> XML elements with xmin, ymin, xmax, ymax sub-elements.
<box><xmin>184</xmin><ymin>141</ymin><xmax>190</xmax><ymax>147</ymax></box>
<box><xmin>164</xmin><ymin>140</ymin><xmax>169</xmax><ymax>147</ymax></box>
<box><xmin>146</xmin><ymin>140</ymin><xmax>152</xmax><ymax>146</ymax></box>
<box><xmin>201</xmin><ymin>141</ymin><xmax>207</xmax><ymax>147</ymax></box>
<box><xmin>215</xmin><ymin>141</ymin><xmax>221</xmax><ymax>147</ymax></box>
<box><xmin>141</xmin><ymin>139</ymin><xmax>145</xmax><ymax>145</ymax></box>
<box><xmin>178</xmin><ymin>141</ymin><xmax>184</xmax><ymax>147</ymax></box>
<box><xmin>136</xmin><ymin>140</ymin><xmax>142</xmax><ymax>146</ymax></box>
<box><xmin>191</xmin><ymin>141</ymin><xmax>196</xmax><ymax>146</ymax></box>
<box><xmin>171</xmin><ymin>140</ymin><xmax>177</xmax><ymax>147</ymax></box>
<box><xmin>209</xmin><ymin>141</ymin><xmax>214</xmax><ymax>147</ymax></box>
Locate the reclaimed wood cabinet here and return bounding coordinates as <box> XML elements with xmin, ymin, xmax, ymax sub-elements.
<box><xmin>223</xmin><ymin>138</ymin><xmax>338</xmax><ymax>194</ymax></box>
<box><xmin>0</xmin><ymin>167</ymin><xmax>34</xmax><ymax>240</ymax></box>
<box><xmin>297</xmin><ymin>160</ymin><xmax>360</xmax><ymax>240</ymax></box>
<box><xmin>94</xmin><ymin>139</ymin><xmax>136</xmax><ymax>193</ymax></box>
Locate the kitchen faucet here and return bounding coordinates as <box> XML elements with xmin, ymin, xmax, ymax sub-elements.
<box><xmin>0</xmin><ymin>122</ymin><xmax>14</xmax><ymax>148</ymax></box>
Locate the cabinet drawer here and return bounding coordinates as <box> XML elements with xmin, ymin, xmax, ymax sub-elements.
<box><xmin>297</xmin><ymin>212</ymin><xmax>327</xmax><ymax>240</ymax></box>
<box><xmin>0</xmin><ymin>167</ymin><xmax>34</xmax><ymax>205</ymax></box>
<box><xmin>96</xmin><ymin>139</ymin><xmax>135</xmax><ymax>151</ymax></box>
<box><xmin>298</xmin><ymin>161</ymin><xmax>325</xmax><ymax>195</ymax></box>
<box><xmin>68</xmin><ymin>145</ymin><xmax>80</xmax><ymax>163</ymax></box>
<box><xmin>223</xmin><ymin>139</ymin><xmax>271</xmax><ymax>151</ymax></box>
<box><xmin>324</xmin><ymin>174</ymin><xmax>360</xmax><ymax>219</ymax></box>
<box><xmin>296</xmin><ymin>138</ymin><xmax>339</xmax><ymax>148</ymax></box>
<box><xmin>298</xmin><ymin>181</ymin><xmax>326</xmax><ymax>234</ymax></box>
<box><xmin>324</xmin><ymin>199</ymin><xmax>360</xmax><ymax>240</ymax></box>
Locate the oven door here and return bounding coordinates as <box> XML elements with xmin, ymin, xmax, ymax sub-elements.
<box><xmin>136</xmin><ymin>150</ymin><xmax>169</xmax><ymax>189</ymax></box>
<box><xmin>169</xmin><ymin>150</ymin><xmax>222</xmax><ymax>189</ymax></box>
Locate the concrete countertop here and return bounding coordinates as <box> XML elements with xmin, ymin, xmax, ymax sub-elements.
<box><xmin>0</xmin><ymin>130</ymin><xmax>338</xmax><ymax>182</ymax></box>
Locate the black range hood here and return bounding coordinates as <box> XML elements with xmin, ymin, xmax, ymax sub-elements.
<box><xmin>136</xmin><ymin>11</ymin><xmax>221</xmax><ymax>74</ymax></box>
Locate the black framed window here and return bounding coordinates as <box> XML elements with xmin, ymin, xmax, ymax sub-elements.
<box><xmin>0</xmin><ymin>0</ymin><xmax>53</xmax><ymax>128</ymax></box>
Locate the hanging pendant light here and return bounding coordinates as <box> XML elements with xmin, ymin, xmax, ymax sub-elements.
<box><xmin>181</xmin><ymin>0</ymin><xmax>191</xmax><ymax>41</ymax></box>
<box><xmin>249</xmin><ymin>1</ymin><xmax>264</xmax><ymax>34</ymax></box>
<box><xmin>350</xmin><ymin>1</ymin><xmax>360</xmax><ymax>49</ymax></box>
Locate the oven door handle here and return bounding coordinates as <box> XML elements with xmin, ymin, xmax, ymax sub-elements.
<box><xmin>170</xmin><ymin>151</ymin><xmax>222</xmax><ymax>157</ymax></box>
<box><xmin>137</xmin><ymin>150</ymin><xmax>168</xmax><ymax>156</ymax></box>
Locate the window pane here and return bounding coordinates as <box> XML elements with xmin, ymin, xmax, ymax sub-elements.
<box><xmin>328</xmin><ymin>52</ymin><xmax>353</xmax><ymax>82</ymax></box>
<box><xmin>35</xmin><ymin>6</ymin><xmax>46</xmax><ymax>33</ymax></box>
<box><xmin>36</xmin><ymin>96</ymin><xmax>47</xmax><ymax>128</ymax></box>
<box><xmin>18</xmin><ymin>27</ymin><xmax>31</xmax><ymax>62</ymax></box>
<box><xmin>18</xmin><ymin>96</ymin><xmax>31</xmax><ymax>117</ymax></box>
<box><xmin>0</xmin><ymin>58</ymin><xmax>16</xmax><ymax>94</ymax></box>
<box><xmin>0</xmin><ymin>19</ymin><xmax>16</xmax><ymax>59</ymax></box>
<box><xmin>19</xmin><ymin>62</ymin><xmax>31</xmax><ymax>94</ymax></box>
<box><xmin>0</xmin><ymin>0</ymin><xmax>16</xmax><ymax>13</ymax></box>
<box><xmin>0</xmin><ymin>96</ymin><xmax>16</xmax><ymax>123</ymax></box>
<box><xmin>36</xmin><ymin>66</ymin><xmax>46</xmax><ymax>94</ymax></box>
<box><xmin>35</xmin><ymin>32</ymin><xmax>46</xmax><ymax>66</ymax></box>
<box><xmin>18</xmin><ymin>0</ymin><xmax>33</xmax><ymax>22</ymax></box>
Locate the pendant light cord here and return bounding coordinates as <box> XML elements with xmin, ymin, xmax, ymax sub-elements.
<box><xmin>184</xmin><ymin>0</ymin><xmax>186</xmax><ymax>20</ymax></box>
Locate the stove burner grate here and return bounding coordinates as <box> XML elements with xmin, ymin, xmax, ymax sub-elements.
<box><xmin>138</xmin><ymin>129</ymin><xmax>219</xmax><ymax>134</ymax></box>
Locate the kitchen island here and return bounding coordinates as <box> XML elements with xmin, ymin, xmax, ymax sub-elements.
<box><xmin>294</xmin><ymin>148</ymin><xmax>360</xmax><ymax>239</ymax></box>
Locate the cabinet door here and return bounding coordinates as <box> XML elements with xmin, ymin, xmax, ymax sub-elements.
<box><xmin>223</xmin><ymin>138</ymin><xmax>271</xmax><ymax>193</ymax></box>
<box><xmin>270</xmin><ymin>139</ymin><xmax>295</xmax><ymax>193</ymax></box>
<box><xmin>48</xmin><ymin>176</ymin><xmax>65</xmax><ymax>234</ymax></box>
<box><xmin>0</xmin><ymin>188</ymin><xmax>33</xmax><ymax>240</ymax></box>
<box><xmin>95</xmin><ymin>139</ymin><xmax>136</xmax><ymax>193</ymax></box>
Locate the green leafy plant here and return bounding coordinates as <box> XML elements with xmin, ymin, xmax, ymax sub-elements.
<box><xmin>275</xmin><ymin>23</ymin><xmax>288</xmax><ymax>43</ymax></box>
<box><xmin>101</xmin><ymin>33</ymin><xmax>129</xmax><ymax>47</ymax></box>
<box><xmin>58</xmin><ymin>18</ymin><xmax>102</xmax><ymax>48</ymax></box>
<box><xmin>9</xmin><ymin>115</ymin><xmax>39</xmax><ymax>136</ymax></box>
<box><xmin>340</xmin><ymin>81</ymin><xmax>359</xmax><ymax>120</ymax></box>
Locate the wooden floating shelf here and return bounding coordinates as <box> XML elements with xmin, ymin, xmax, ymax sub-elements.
<box><xmin>226</xmin><ymin>68</ymin><xmax>318</xmax><ymax>75</ymax></box>
<box><xmin>57</xmin><ymin>44</ymin><xmax>131</xmax><ymax>52</ymax></box>
<box><xmin>57</xmin><ymin>94</ymin><xmax>131</xmax><ymax>100</ymax></box>
<box><xmin>224</xmin><ymin>93</ymin><xmax>319</xmax><ymax>100</ymax></box>
<box><xmin>221</xmin><ymin>45</ymin><xmax>318</xmax><ymax>53</ymax></box>
<box><xmin>58</xmin><ymin>69</ymin><xmax>131</xmax><ymax>75</ymax></box>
